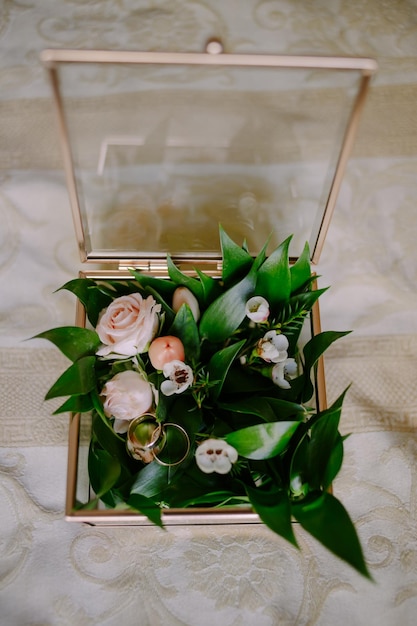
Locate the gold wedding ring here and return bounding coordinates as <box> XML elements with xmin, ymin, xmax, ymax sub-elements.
<box><xmin>153</xmin><ymin>423</ymin><xmax>191</xmax><ymax>467</ymax></box>
<box><xmin>127</xmin><ymin>416</ymin><xmax>190</xmax><ymax>467</ymax></box>
<box><xmin>126</xmin><ymin>414</ymin><xmax>166</xmax><ymax>463</ymax></box>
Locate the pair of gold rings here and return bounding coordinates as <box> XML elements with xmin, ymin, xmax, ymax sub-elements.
<box><xmin>126</xmin><ymin>413</ymin><xmax>190</xmax><ymax>467</ymax></box>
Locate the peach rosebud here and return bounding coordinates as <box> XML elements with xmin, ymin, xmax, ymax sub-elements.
<box><xmin>172</xmin><ymin>287</ymin><xmax>200</xmax><ymax>322</ymax></box>
<box><xmin>148</xmin><ymin>335</ymin><xmax>185</xmax><ymax>370</ymax></box>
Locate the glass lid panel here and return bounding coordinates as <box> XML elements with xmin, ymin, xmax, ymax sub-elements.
<box><xmin>51</xmin><ymin>55</ymin><xmax>370</xmax><ymax>262</ymax></box>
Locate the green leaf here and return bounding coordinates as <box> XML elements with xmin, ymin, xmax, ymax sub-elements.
<box><xmin>219</xmin><ymin>397</ymin><xmax>306</xmax><ymax>422</ymax></box>
<box><xmin>277</xmin><ymin>288</ymin><xmax>328</xmax><ymax>328</ymax></box>
<box><xmin>208</xmin><ymin>340</ymin><xmax>246</xmax><ymax>401</ymax></box>
<box><xmin>199</xmin><ymin>265</ymin><xmax>258</xmax><ymax>343</ymax></box>
<box><xmin>58</xmin><ymin>279</ymin><xmax>113</xmax><ymax>326</ymax></box>
<box><xmin>126</xmin><ymin>493</ymin><xmax>164</xmax><ymax>528</ymax></box>
<box><xmin>53</xmin><ymin>393</ymin><xmax>94</xmax><ymax>414</ymax></box>
<box><xmin>219</xmin><ymin>224</ymin><xmax>253</xmax><ymax>283</ymax></box>
<box><xmin>128</xmin><ymin>269</ymin><xmax>177</xmax><ymax>299</ymax></box>
<box><xmin>245</xmin><ymin>484</ymin><xmax>298</xmax><ymax>547</ymax></box>
<box><xmin>130</xmin><ymin>461</ymin><xmax>181</xmax><ymax>499</ymax></box>
<box><xmin>33</xmin><ymin>327</ymin><xmax>100</xmax><ymax>362</ymax></box>
<box><xmin>177</xmin><ymin>490</ymin><xmax>250</xmax><ymax>508</ymax></box>
<box><xmin>307</xmin><ymin>404</ymin><xmax>343</xmax><ymax>490</ymax></box>
<box><xmin>225</xmin><ymin>421</ymin><xmax>299</xmax><ymax>460</ymax></box>
<box><xmin>289</xmin><ymin>388</ymin><xmax>349</xmax><ymax>471</ymax></box>
<box><xmin>88</xmin><ymin>445</ymin><xmax>121</xmax><ymax>498</ymax></box>
<box><xmin>290</xmin><ymin>241</ymin><xmax>311</xmax><ymax>294</ymax></box>
<box><xmin>168</xmin><ymin>303</ymin><xmax>200</xmax><ymax>363</ymax></box>
<box><xmin>45</xmin><ymin>356</ymin><xmax>96</xmax><ymax>400</ymax></box>
<box><xmin>322</xmin><ymin>434</ymin><xmax>345</xmax><ymax>490</ymax></box>
<box><xmin>255</xmin><ymin>236</ymin><xmax>292</xmax><ymax>309</ymax></box>
<box><xmin>167</xmin><ymin>255</ymin><xmax>204</xmax><ymax>302</ymax></box>
<box><xmin>303</xmin><ymin>330</ymin><xmax>351</xmax><ymax>375</ymax></box>
<box><xmin>92</xmin><ymin>412</ymin><xmax>129</xmax><ymax>467</ymax></box>
<box><xmin>195</xmin><ymin>268</ymin><xmax>222</xmax><ymax>306</ymax></box>
<box><xmin>292</xmin><ymin>492</ymin><xmax>372</xmax><ymax>579</ymax></box>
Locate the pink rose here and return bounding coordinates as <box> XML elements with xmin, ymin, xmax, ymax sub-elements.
<box><xmin>101</xmin><ymin>370</ymin><xmax>153</xmax><ymax>434</ymax></box>
<box><xmin>96</xmin><ymin>293</ymin><xmax>161</xmax><ymax>358</ymax></box>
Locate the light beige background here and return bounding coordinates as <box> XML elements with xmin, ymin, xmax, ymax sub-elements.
<box><xmin>1</xmin><ymin>2</ymin><xmax>417</xmax><ymax>625</ymax></box>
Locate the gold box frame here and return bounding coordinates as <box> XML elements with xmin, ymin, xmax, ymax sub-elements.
<box><xmin>41</xmin><ymin>44</ymin><xmax>376</xmax><ymax>525</ymax></box>
<box><xmin>66</xmin><ymin>274</ymin><xmax>326</xmax><ymax>525</ymax></box>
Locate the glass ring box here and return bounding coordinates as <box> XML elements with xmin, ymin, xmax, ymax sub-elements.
<box><xmin>41</xmin><ymin>43</ymin><xmax>377</xmax><ymax>525</ymax></box>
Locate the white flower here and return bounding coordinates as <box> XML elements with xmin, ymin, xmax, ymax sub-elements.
<box><xmin>195</xmin><ymin>439</ymin><xmax>238</xmax><ymax>474</ymax></box>
<box><xmin>245</xmin><ymin>296</ymin><xmax>270</xmax><ymax>323</ymax></box>
<box><xmin>257</xmin><ymin>331</ymin><xmax>289</xmax><ymax>363</ymax></box>
<box><xmin>160</xmin><ymin>360</ymin><xmax>193</xmax><ymax>396</ymax></box>
<box><xmin>101</xmin><ymin>370</ymin><xmax>153</xmax><ymax>433</ymax></box>
<box><xmin>96</xmin><ymin>293</ymin><xmax>161</xmax><ymax>358</ymax></box>
<box><xmin>272</xmin><ymin>357</ymin><xmax>298</xmax><ymax>389</ymax></box>
<box><xmin>172</xmin><ymin>286</ymin><xmax>200</xmax><ymax>322</ymax></box>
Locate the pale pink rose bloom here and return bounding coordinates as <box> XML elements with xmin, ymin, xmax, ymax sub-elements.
<box><xmin>195</xmin><ymin>439</ymin><xmax>238</xmax><ymax>474</ymax></box>
<box><xmin>257</xmin><ymin>331</ymin><xmax>289</xmax><ymax>363</ymax></box>
<box><xmin>101</xmin><ymin>370</ymin><xmax>153</xmax><ymax>434</ymax></box>
<box><xmin>172</xmin><ymin>286</ymin><xmax>200</xmax><ymax>322</ymax></box>
<box><xmin>160</xmin><ymin>360</ymin><xmax>193</xmax><ymax>396</ymax></box>
<box><xmin>245</xmin><ymin>296</ymin><xmax>270</xmax><ymax>323</ymax></box>
<box><xmin>96</xmin><ymin>293</ymin><xmax>161</xmax><ymax>358</ymax></box>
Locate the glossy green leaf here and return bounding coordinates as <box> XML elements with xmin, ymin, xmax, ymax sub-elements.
<box><xmin>57</xmin><ymin>277</ymin><xmax>96</xmax><ymax>304</ymax></box>
<box><xmin>45</xmin><ymin>356</ymin><xmax>96</xmax><ymax>400</ymax></box>
<box><xmin>219</xmin><ymin>397</ymin><xmax>306</xmax><ymax>422</ymax></box>
<box><xmin>225</xmin><ymin>421</ymin><xmax>299</xmax><ymax>460</ymax></box>
<box><xmin>127</xmin><ymin>493</ymin><xmax>164</xmax><ymax>527</ymax></box>
<box><xmin>88</xmin><ymin>445</ymin><xmax>121</xmax><ymax>498</ymax></box>
<box><xmin>245</xmin><ymin>484</ymin><xmax>298</xmax><ymax>547</ymax></box>
<box><xmin>219</xmin><ymin>224</ymin><xmax>253</xmax><ymax>283</ymax></box>
<box><xmin>53</xmin><ymin>393</ymin><xmax>94</xmax><ymax>414</ymax></box>
<box><xmin>167</xmin><ymin>255</ymin><xmax>204</xmax><ymax>301</ymax></box>
<box><xmin>195</xmin><ymin>268</ymin><xmax>222</xmax><ymax>306</ymax></box>
<box><xmin>277</xmin><ymin>288</ymin><xmax>328</xmax><ymax>327</ymax></box>
<box><xmin>92</xmin><ymin>412</ymin><xmax>129</xmax><ymax>467</ymax></box>
<box><xmin>199</xmin><ymin>266</ymin><xmax>257</xmax><ymax>342</ymax></box>
<box><xmin>290</xmin><ymin>241</ymin><xmax>311</xmax><ymax>294</ymax></box>
<box><xmin>130</xmin><ymin>460</ymin><xmax>181</xmax><ymax>499</ymax></box>
<box><xmin>307</xmin><ymin>404</ymin><xmax>343</xmax><ymax>489</ymax></box>
<box><xmin>255</xmin><ymin>236</ymin><xmax>292</xmax><ymax>309</ymax></box>
<box><xmin>208</xmin><ymin>340</ymin><xmax>246</xmax><ymax>400</ymax></box>
<box><xmin>305</xmin><ymin>388</ymin><xmax>348</xmax><ymax>433</ymax></box>
<box><xmin>58</xmin><ymin>278</ymin><xmax>113</xmax><ymax>326</ymax></box>
<box><xmin>322</xmin><ymin>434</ymin><xmax>345</xmax><ymax>490</ymax></box>
<box><xmin>303</xmin><ymin>330</ymin><xmax>351</xmax><ymax>375</ymax></box>
<box><xmin>289</xmin><ymin>388</ymin><xmax>348</xmax><ymax>466</ymax></box>
<box><xmin>168</xmin><ymin>303</ymin><xmax>200</xmax><ymax>362</ymax></box>
<box><xmin>129</xmin><ymin>269</ymin><xmax>177</xmax><ymax>298</ymax></box>
<box><xmin>292</xmin><ymin>492</ymin><xmax>372</xmax><ymax>579</ymax></box>
<box><xmin>178</xmin><ymin>490</ymin><xmax>249</xmax><ymax>508</ymax></box>
<box><xmin>33</xmin><ymin>326</ymin><xmax>100</xmax><ymax>362</ymax></box>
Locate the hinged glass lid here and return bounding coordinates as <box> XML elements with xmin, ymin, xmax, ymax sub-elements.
<box><xmin>41</xmin><ymin>46</ymin><xmax>376</xmax><ymax>264</ymax></box>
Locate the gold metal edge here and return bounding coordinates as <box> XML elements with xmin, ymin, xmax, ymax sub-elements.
<box><xmin>65</xmin><ymin>271</ymin><xmax>326</xmax><ymax>525</ymax></box>
<box><xmin>310</xmin><ymin>276</ymin><xmax>327</xmax><ymax>413</ymax></box>
<box><xmin>40</xmin><ymin>48</ymin><xmax>377</xmax><ymax>74</ymax></box>
<box><xmin>311</xmin><ymin>73</ymin><xmax>374</xmax><ymax>264</ymax></box>
<box><xmin>41</xmin><ymin>47</ymin><xmax>377</xmax><ymax>266</ymax></box>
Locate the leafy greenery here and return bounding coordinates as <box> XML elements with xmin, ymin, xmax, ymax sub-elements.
<box><xmin>38</xmin><ymin>226</ymin><xmax>369</xmax><ymax>578</ymax></box>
